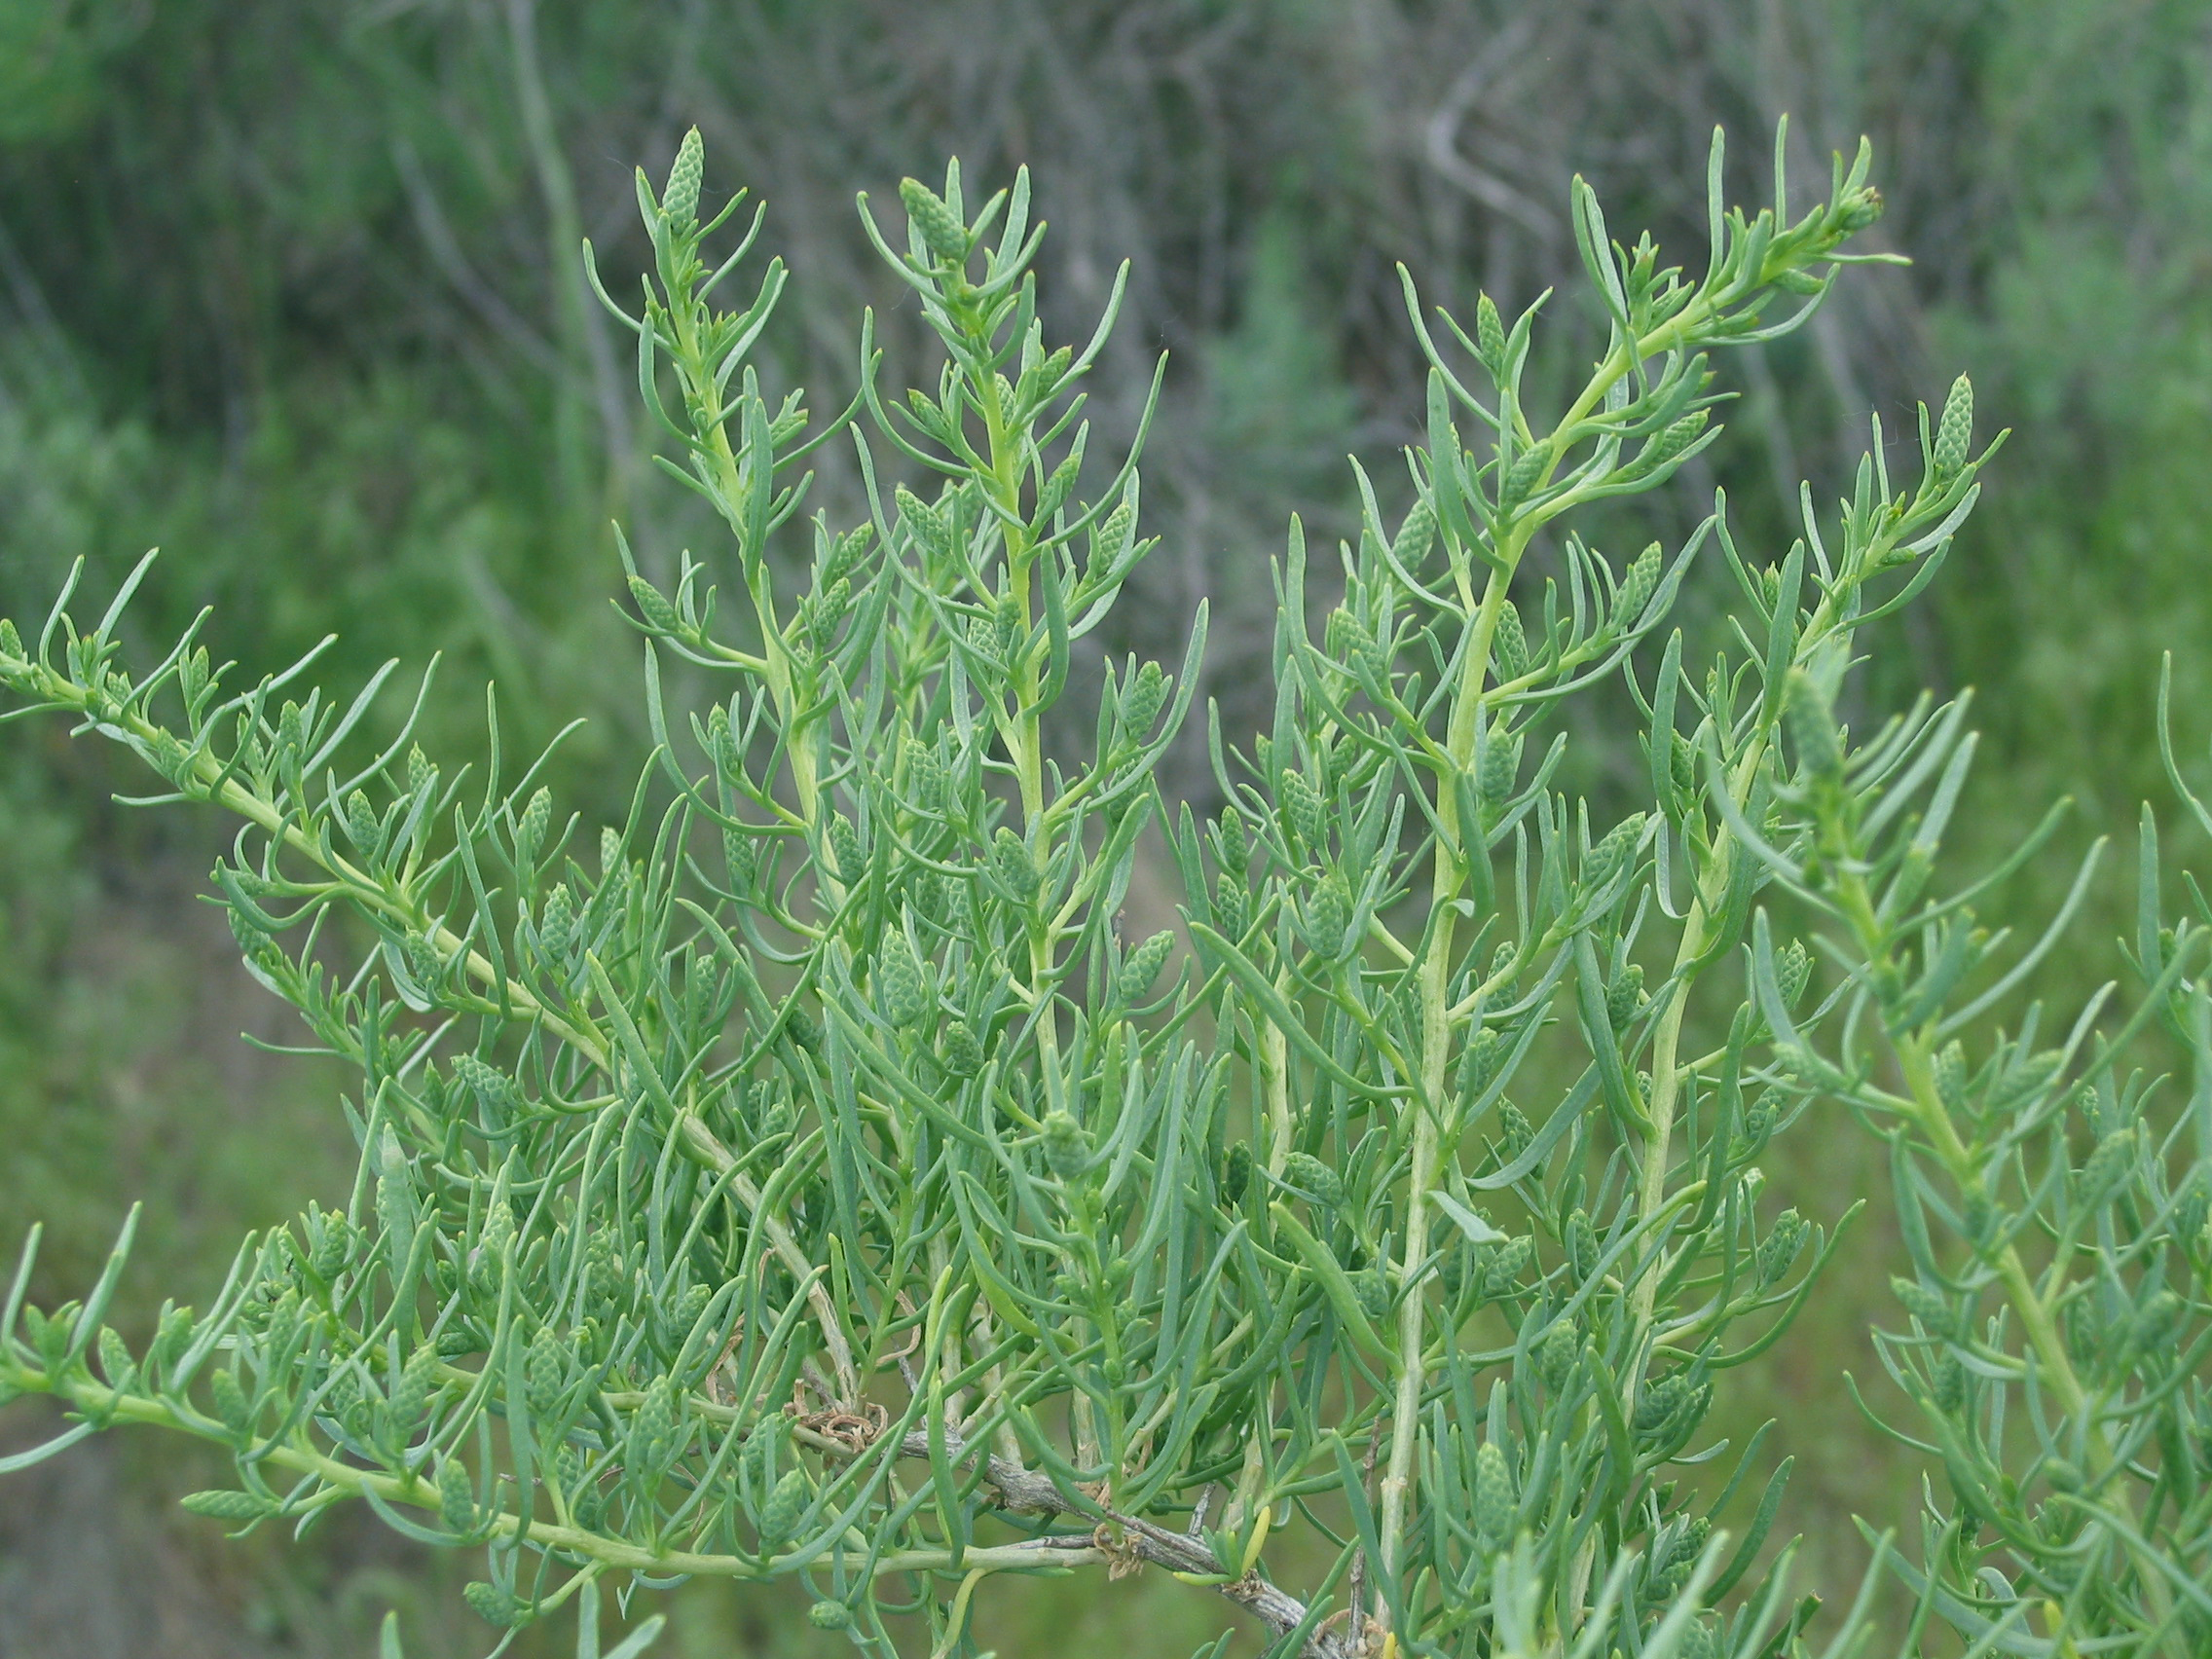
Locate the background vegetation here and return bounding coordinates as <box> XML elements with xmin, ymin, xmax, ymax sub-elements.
<box><xmin>1</xmin><ymin>1</ymin><xmax>2207</xmax><ymax>1653</ymax></box>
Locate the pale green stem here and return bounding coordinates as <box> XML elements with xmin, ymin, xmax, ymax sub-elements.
<box><xmin>1624</xmin><ymin>733</ymin><xmax>1767</xmax><ymax>1349</ymax></box>
<box><xmin>1263</xmin><ymin>999</ymin><xmax>1292</xmax><ymax>1178</ymax></box>
<box><xmin>57</xmin><ymin>1378</ymin><xmax>1114</xmax><ymax>1585</ymax></box>
<box><xmin>975</xmin><ymin>341</ymin><xmax>1109</xmax><ymax>1473</ymax></box>
<box><xmin>651</xmin><ymin>227</ymin><xmax>831</xmax><ymax>853</ymax></box>
<box><xmin>1377</xmin><ymin>561</ymin><xmax>1514</xmax><ymax>1604</ymax></box>
<box><xmin>977</xmin><ymin>368</ymin><xmax>1073</xmax><ymax>1134</ymax></box>
<box><xmin>1831</xmin><ymin>868</ymin><xmax>2178</xmax><ymax>1651</ymax></box>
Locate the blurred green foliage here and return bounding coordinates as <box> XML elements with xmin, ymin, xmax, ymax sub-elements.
<box><xmin>1</xmin><ymin>0</ymin><xmax>2208</xmax><ymax>1652</ymax></box>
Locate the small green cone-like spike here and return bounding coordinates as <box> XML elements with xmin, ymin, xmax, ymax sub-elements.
<box><xmin>896</xmin><ymin>485</ymin><xmax>950</xmax><ymax>561</ymax></box>
<box><xmin>1782</xmin><ymin>669</ymin><xmax>1842</xmax><ymax>778</ymax></box>
<box><xmin>1483</xmin><ymin>725</ymin><xmax>1529</xmax><ymax>818</ymax></box>
<box><xmin>182</xmin><ymin>1489</ymin><xmax>276</xmax><ymax>1522</ymax></box>
<box><xmin>940</xmin><ymin>1020</ymin><xmax>984</xmax><ymax>1080</ymax></box>
<box><xmin>439</xmin><ymin>1456</ymin><xmax>475</xmax><ymax>1532</ymax></box>
<box><xmin>991</xmin><ymin>826</ymin><xmax>1039</xmax><ymax>902</ymax></box>
<box><xmin>1221</xmin><ymin>1141</ymin><xmax>1252</xmax><ymax>1204</ymax></box>
<box><xmin>1283</xmin><ymin>767</ymin><xmax>1326</xmax><ymax>851</ymax></box>
<box><xmin>210</xmin><ymin>1366</ymin><xmax>251</xmax><ymax>1432</ymax></box>
<box><xmin>1611</xmin><ymin>541</ymin><xmax>1663</xmax><ymax>629</ymax></box>
<box><xmin>1933</xmin><ymin>1040</ymin><xmax>1970</xmax><ymax>1108</ymax></box>
<box><xmin>1392</xmin><ymin>498</ymin><xmax>1437</xmax><ymax>566</ymax></box>
<box><xmin>1475</xmin><ymin>293</ymin><xmax>1505</xmax><ymax>365</ymax></box>
<box><xmin>1280</xmin><ymin>1151</ymin><xmax>1344</xmax><ymax>1211</ymax></box>
<box><xmin>663</xmin><ymin>127</ymin><xmax>704</xmax><ymax>229</ymax></box>
<box><xmin>878</xmin><ymin>931</ymin><xmax>930</xmax><ymax>1028</ymax></box>
<box><xmin>514</xmin><ymin>786</ymin><xmax>551</xmax><ymax>867</ymax></box>
<box><xmin>1301</xmin><ymin>871</ymin><xmax>1350</xmax><ymax>956</ymax></box>
<box><xmin>1351</xmin><ymin>1264</ymin><xmax>1393</xmax><ymax>1319</ymax></box>
<box><xmin>389</xmin><ymin>1345</ymin><xmax>442</xmax><ymax>1431</ymax></box>
<box><xmin>1499</xmin><ymin>445</ymin><xmax>1548</xmax><ymax>508</ymax></box>
<box><xmin>1472</xmin><ymin>1440</ymin><xmax>1514</xmax><ymax>1544</ymax></box>
<box><xmin>1642</xmin><ymin>409</ymin><xmax>1709</xmax><ymax>471</ymax></box>
<box><xmin>1582</xmin><ymin>813</ymin><xmax>1646</xmax><ymax>890</ymax></box>
<box><xmin>1538</xmin><ymin>1319</ymin><xmax>1578</xmax><ymax>1390</ymax></box>
<box><xmin>629</xmin><ymin>1376</ymin><xmax>677</xmax><ymax>1473</ymax></box>
<box><xmin>1892</xmin><ymin>1275</ymin><xmax>1958</xmax><ymax>1340</ymax></box>
<box><xmin>1212</xmin><ymin>870</ymin><xmax>1248</xmax><ymax>940</ymax></box>
<box><xmin>1042</xmin><ymin>1111</ymin><xmax>1090</xmax><ymax>1180</ymax></box>
<box><xmin>537</xmin><ymin>881</ymin><xmax>577</xmax><ymax>965</ymax></box>
<box><xmin>1934</xmin><ymin>374</ymin><xmax>1973</xmax><ymax>477</ymax></box>
<box><xmin>462</xmin><ymin>1582</ymin><xmax>524</xmax><ymax>1629</ymax></box>
<box><xmin>1756</xmin><ymin>1209</ymin><xmax>1807</xmax><ymax>1286</ymax></box>
<box><xmin>525</xmin><ymin>1325</ymin><xmax>566</xmax><ymax>1416</ymax></box>
<box><xmin>1087</xmin><ymin>500</ymin><xmax>1133</xmax><ymax>576</ymax></box>
<box><xmin>1119</xmin><ymin>661</ymin><xmax>1169</xmax><ymax>740</ymax></box>
<box><xmin>2077</xmin><ymin>1126</ymin><xmax>2136</xmax><ymax>1202</ymax></box>
<box><xmin>1490</xmin><ymin>603</ymin><xmax>1528</xmax><ymax>681</ymax></box>
<box><xmin>1216</xmin><ymin>809</ymin><xmax>1249</xmax><ymax>877</ymax></box>
<box><xmin>1932</xmin><ymin>1353</ymin><xmax>1967</xmax><ymax>1417</ymax></box>
<box><xmin>1776</xmin><ymin>939</ymin><xmax>1812</xmax><ymax>1007</ymax></box>
<box><xmin>1604</xmin><ymin>962</ymin><xmax>1645</xmax><ymax>1029</ymax></box>
<box><xmin>1565</xmin><ymin>1209</ymin><xmax>1599</xmax><ymax>1278</ymax></box>
<box><xmin>759</xmin><ymin>1465</ymin><xmax>810</xmax><ymax>1544</ymax></box>
<box><xmin>828</xmin><ymin>815</ymin><xmax>865</xmax><ymax>883</ymax></box>
<box><xmin>899</xmin><ymin>177</ymin><xmax>969</xmax><ymax>264</ymax></box>
<box><xmin>628</xmin><ymin>574</ymin><xmax>680</xmax><ymax>633</ymax></box>
<box><xmin>1116</xmin><ymin>930</ymin><xmax>1176</xmax><ymax>1004</ymax></box>
<box><xmin>1458</xmin><ymin>1028</ymin><xmax>1507</xmax><ymax>1096</ymax></box>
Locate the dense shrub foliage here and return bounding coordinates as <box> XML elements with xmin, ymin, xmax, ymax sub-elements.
<box><xmin>3</xmin><ymin>127</ymin><xmax>2209</xmax><ymax>1658</ymax></box>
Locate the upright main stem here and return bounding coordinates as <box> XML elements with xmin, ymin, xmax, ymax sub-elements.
<box><xmin>671</xmin><ymin>314</ymin><xmax>820</xmax><ymax>828</ymax></box>
<box><xmin>1624</xmin><ymin>733</ymin><xmax>1767</xmax><ymax>1349</ymax></box>
<box><xmin>976</xmin><ymin>365</ymin><xmax>1066</xmax><ymax>1102</ymax></box>
<box><xmin>1377</xmin><ymin>562</ymin><xmax>1514</xmax><ymax>1604</ymax></box>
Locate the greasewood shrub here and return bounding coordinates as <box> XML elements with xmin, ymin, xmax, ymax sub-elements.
<box><xmin>3</xmin><ymin>127</ymin><xmax>2207</xmax><ymax>1659</ymax></box>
